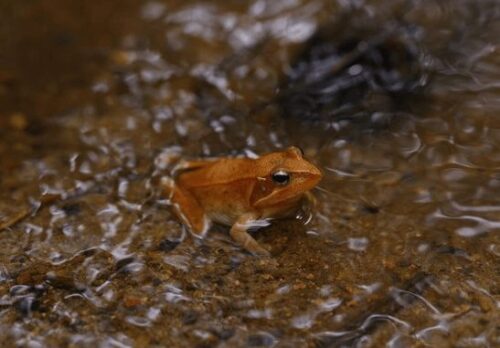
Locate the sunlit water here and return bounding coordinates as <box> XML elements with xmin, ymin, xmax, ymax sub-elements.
<box><xmin>1</xmin><ymin>0</ymin><xmax>499</xmax><ymax>347</ymax></box>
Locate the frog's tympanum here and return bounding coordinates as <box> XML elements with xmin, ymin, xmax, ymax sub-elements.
<box><xmin>161</xmin><ymin>147</ymin><xmax>322</xmax><ymax>256</ymax></box>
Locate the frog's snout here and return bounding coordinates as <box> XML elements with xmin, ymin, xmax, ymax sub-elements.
<box><xmin>308</xmin><ymin>163</ymin><xmax>323</xmax><ymax>182</ymax></box>
<box><xmin>312</xmin><ymin>165</ymin><xmax>323</xmax><ymax>179</ymax></box>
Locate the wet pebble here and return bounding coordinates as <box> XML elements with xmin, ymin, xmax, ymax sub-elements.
<box><xmin>115</xmin><ymin>257</ymin><xmax>136</xmax><ymax>271</ymax></box>
<box><xmin>61</xmin><ymin>203</ymin><xmax>81</xmax><ymax>216</ymax></box>
<box><xmin>182</xmin><ymin>310</ymin><xmax>199</xmax><ymax>325</ymax></box>
<box><xmin>158</xmin><ymin>239</ymin><xmax>180</xmax><ymax>253</ymax></box>
<box><xmin>123</xmin><ymin>295</ymin><xmax>144</xmax><ymax>309</ymax></box>
<box><xmin>211</xmin><ymin>327</ymin><xmax>235</xmax><ymax>341</ymax></box>
<box><xmin>246</xmin><ymin>332</ymin><xmax>277</xmax><ymax>347</ymax></box>
<box><xmin>8</xmin><ymin>113</ymin><xmax>28</xmax><ymax>131</ymax></box>
<box><xmin>347</xmin><ymin>237</ymin><xmax>369</xmax><ymax>252</ymax></box>
<box><xmin>45</xmin><ymin>271</ymin><xmax>84</xmax><ymax>292</ymax></box>
<box><xmin>14</xmin><ymin>296</ymin><xmax>39</xmax><ymax>316</ymax></box>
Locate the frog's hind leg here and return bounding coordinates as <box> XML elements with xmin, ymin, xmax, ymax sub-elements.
<box><xmin>172</xmin><ymin>159</ymin><xmax>217</xmax><ymax>176</ymax></box>
<box><xmin>161</xmin><ymin>177</ymin><xmax>210</xmax><ymax>238</ymax></box>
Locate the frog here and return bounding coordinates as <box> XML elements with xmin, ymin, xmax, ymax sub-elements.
<box><xmin>160</xmin><ymin>146</ymin><xmax>322</xmax><ymax>256</ymax></box>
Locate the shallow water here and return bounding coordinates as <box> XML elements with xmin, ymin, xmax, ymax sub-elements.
<box><xmin>1</xmin><ymin>0</ymin><xmax>499</xmax><ymax>347</ymax></box>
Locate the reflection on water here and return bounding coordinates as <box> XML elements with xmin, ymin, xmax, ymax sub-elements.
<box><xmin>1</xmin><ymin>0</ymin><xmax>499</xmax><ymax>347</ymax></box>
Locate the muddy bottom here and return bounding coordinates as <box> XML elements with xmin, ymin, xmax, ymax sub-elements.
<box><xmin>1</xmin><ymin>0</ymin><xmax>499</xmax><ymax>347</ymax></box>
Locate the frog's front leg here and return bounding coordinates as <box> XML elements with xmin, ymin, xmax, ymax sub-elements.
<box><xmin>161</xmin><ymin>177</ymin><xmax>211</xmax><ymax>237</ymax></box>
<box><xmin>304</xmin><ymin>191</ymin><xmax>317</xmax><ymax>208</ymax></box>
<box><xmin>230</xmin><ymin>213</ymin><xmax>270</xmax><ymax>256</ymax></box>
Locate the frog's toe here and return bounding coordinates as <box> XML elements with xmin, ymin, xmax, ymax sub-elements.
<box><xmin>189</xmin><ymin>216</ymin><xmax>211</xmax><ymax>238</ymax></box>
<box><xmin>250</xmin><ymin>245</ymin><xmax>271</xmax><ymax>257</ymax></box>
<box><xmin>161</xmin><ymin>176</ymin><xmax>175</xmax><ymax>200</ymax></box>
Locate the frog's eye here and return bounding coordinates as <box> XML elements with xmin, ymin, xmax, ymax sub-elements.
<box><xmin>272</xmin><ymin>170</ymin><xmax>290</xmax><ymax>185</ymax></box>
<box><xmin>287</xmin><ymin>146</ymin><xmax>303</xmax><ymax>158</ymax></box>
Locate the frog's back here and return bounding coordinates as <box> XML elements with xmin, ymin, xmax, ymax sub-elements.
<box><xmin>177</xmin><ymin>157</ymin><xmax>258</xmax><ymax>189</ymax></box>
<box><xmin>176</xmin><ymin>157</ymin><xmax>259</xmax><ymax>225</ymax></box>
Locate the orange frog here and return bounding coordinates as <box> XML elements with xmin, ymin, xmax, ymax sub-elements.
<box><xmin>161</xmin><ymin>147</ymin><xmax>322</xmax><ymax>256</ymax></box>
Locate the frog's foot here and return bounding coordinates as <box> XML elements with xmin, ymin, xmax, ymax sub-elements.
<box><xmin>230</xmin><ymin>214</ymin><xmax>270</xmax><ymax>257</ymax></box>
<box><xmin>161</xmin><ymin>177</ymin><xmax>210</xmax><ymax>238</ymax></box>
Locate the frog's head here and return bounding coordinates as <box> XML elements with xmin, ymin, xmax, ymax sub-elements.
<box><xmin>252</xmin><ymin>146</ymin><xmax>322</xmax><ymax>208</ymax></box>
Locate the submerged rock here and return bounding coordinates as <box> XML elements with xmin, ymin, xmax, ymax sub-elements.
<box><xmin>279</xmin><ymin>21</ymin><xmax>428</xmax><ymax>125</ymax></box>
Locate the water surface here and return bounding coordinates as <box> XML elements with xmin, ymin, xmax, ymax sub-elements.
<box><xmin>1</xmin><ymin>0</ymin><xmax>499</xmax><ymax>347</ymax></box>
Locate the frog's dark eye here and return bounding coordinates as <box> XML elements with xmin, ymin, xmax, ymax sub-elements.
<box><xmin>272</xmin><ymin>170</ymin><xmax>290</xmax><ymax>185</ymax></box>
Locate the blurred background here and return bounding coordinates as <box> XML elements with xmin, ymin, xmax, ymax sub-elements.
<box><xmin>0</xmin><ymin>0</ymin><xmax>499</xmax><ymax>347</ymax></box>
